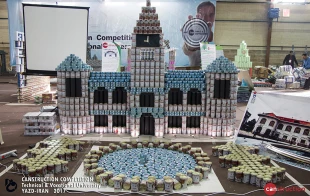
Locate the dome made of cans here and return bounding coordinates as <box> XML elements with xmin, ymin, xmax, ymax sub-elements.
<box><xmin>205</xmin><ymin>56</ymin><xmax>239</xmax><ymax>74</ymax></box>
<box><xmin>56</xmin><ymin>54</ymin><xmax>93</xmax><ymax>72</ymax></box>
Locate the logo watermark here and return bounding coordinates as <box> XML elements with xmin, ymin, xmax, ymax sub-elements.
<box><xmin>5</xmin><ymin>179</ymin><xmax>17</xmax><ymax>192</ymax></box>
<box><xmin>264</xmin><ymin>183</ymin><xmax>306</xmax><ymax>196</ymax></box>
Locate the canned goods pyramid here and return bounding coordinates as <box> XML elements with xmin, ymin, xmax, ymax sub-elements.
<box><xmin>56</xmin><ymin>54</ymin><xmax>93</xmax><ymax>72</ymax></box>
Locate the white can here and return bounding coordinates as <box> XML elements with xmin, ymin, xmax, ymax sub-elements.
<box><xmin>164</xmin><ymin>179</ymin><xmax>173</xmax><ymax>192</ymax></box>
<box><xmin>242</xmin><ymin>172</ymin><xmax>250</xmax><ymax>184</ymax></box>
<box><xmin>55</xmin><ymin>162</ymin><xmax>62</xmax><ymax>174</ymax></box>
<box><xmin>227</xmin><ymin>169</ymin><xmax>235</xmax><ymax>181</ymax></box>
<box><xmin>192</xmin><ymin>172</ymin><xmax>200</xmax><ymax>184</ymax></box>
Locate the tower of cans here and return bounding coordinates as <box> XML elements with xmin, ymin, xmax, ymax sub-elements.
<box><xmin>56</xmin><ymin>54</ymin><xmax>93</xmax><ymax>135</ymax></box>
<box><xmin>233</xmin><ymin>41</ymin><xmax>253</xmax><ymax>70</ymax></box>
<box><xmin>130</xmin><ymin>0</ymin><xmax>165</xmax><ymax>137</ymax></box>
<box><xmin>205</xmin><ymin>56</ymin><xmax>239</xmax><ymax>137</ymax></box>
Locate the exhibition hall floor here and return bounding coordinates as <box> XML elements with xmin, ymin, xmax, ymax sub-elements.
<box><xmin>0</xmin><ymin>76</ymin><xmax>309</xmax><ymax>196</ymax></box>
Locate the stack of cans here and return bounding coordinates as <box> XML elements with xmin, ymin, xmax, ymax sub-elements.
<box><xmin>56</xmin><ymin>54</ymin><xmax>93</xmax><ymax>135</ymax></box>
<box><xmin>204</xmin><ymin>56</ymin><xmax>239</xmax><ymax>137</ymax></box>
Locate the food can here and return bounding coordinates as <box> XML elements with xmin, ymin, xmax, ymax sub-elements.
<box><xmin>235</xmin><ymin>170</ymin><xmax>243</xmax><ymax>183</ymax></box>
<box><xmin>243</xmin><ymin>171</ymin><xmax>250</xmax><ymax>184</ymax></box>
<box><xmin>55</xmin><ymin>162</ymin><xmax>62</xmax><ymax>174</ymax></box>
<box><xmin>28</xmin><ymin>169</ymin><xmax>36</xmax><ymax>177</ymax></box>
<box><xmin>146</xmin><ymin>179</ymin><xmax>155</xmax><ymax>192</ymax></box>
<box><xmin>89</xmin><ymin>169</ymin><xmax>97</xmax><ymax>179</ymax></box>
<box><xmin>201</xmin><ymin>167</ymin><xmax>209</xmax><ymax>179</ymax></box>
<box><xmin>71</xmin><ymin>150</ymin><xmax>78</xmax><ymax>161</ymax></box>
<box><xmin>84</xmin><ymin>164</ymin><xmax>91</xmax><ymax>176</ymax></box>
<box><xmin>58</xmin><ymin>152</ymin><xmax>65</xmax><ymax>160</ymax></box>
<box><xmin>131</xmin><ymin>179</ymin><xmax>140</xmax><ymax>192</ymax></box>
<box><xmin>65</xmin><ymin>151</ymin><xmax>71</xmax><ymax>161</ymax></box>
<box><xmin>100</xmin><ymin>173</ymin><xmax>109</xmax><ymax>186</ymax></box>
<box><xmin>62</xmin><ymin>161</ymin><xmax>69</xmax><ymax>173</ymax></box>
<box><xmin>187</xmin><ymin>170</ymin><xmax>194</xmax><ymax>178</ymax></box>
<box><xmin>192</xmin><ymin>172</ymin><xmax>200</xmax><ymax>184</ymax></box>
<box><xmin>212</xmin><ymin>147</ymin><xmax>218</xmax><ymax>157</ymax></box>
<box><xmin>250</xmin><ymin>172</ymin><xmax>257</xmax><ymax>185</ymax></box>
<box><xmin>219</xmin><ymin>156</ymin><xmax>225</xmax><ymax>168</ymax></box>
<box><xmin>113</xmin><ymin>177</ymin><xmax>123</xmax><ymax>190</ymax></box>
<box><xmin>164</xmin><ymin>179</ymin><xmax>173</xmax><ymax>192</ymax></box>
<box><xmin>228</xmin><ymin>169</ymin><xmax>235</xmax><ymax>181</ymax></box>
<box><xmin>47</xmin><ymin>164</ymin><xmax>55</xmax><ymax>174</ymax></box>
<box><xmin>256</xmin><ymin>175</ymin><xmax>263</xmax><ymax>188</ymax></box>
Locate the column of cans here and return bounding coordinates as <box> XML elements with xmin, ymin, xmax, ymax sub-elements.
<box><xmin>159</xmin><ymin>49</ymin><xmax>165</xmax><ymax>88</ymax></box>
<box><xmin>205</xmin><ymin>73</ymin><xmax>211</xmax><ymax>118</ymax></box>
<box><xmin>130</xmin><ymin>62</ymin><xmax>136</xmax><ymax>87</ymax></box>
<box><xmin>182</xmin><ymin>90</ymin><xmax>190</xmax><ymax>134</ymax></box>
<box><xmin>57</xmin><ymin>72</ymin><xmax>65</xmax><ymax>132</ymax></box>
<box><xmin>150</xmin><ymin>59</ymin><xmax>155</xmax><ymax>87</ymax></box>
<box><xmin>130</xmin><ymin>115</ymin><xmax>135</xmax><ymax>137</ymax></box>
<box><xmin>145</xmin><ymin>61</ymin><xmax>150</xmax><ymax>87</ymax></box>
<box><xmin>164</xmin><ymin>115</ymin><xmax>168</xmax><ymax>134</ymax></box>
<box><xmin>154</xmin><ymin>117</ymin><xmax>159</xmax><ymax>137</ymax></box>
<box><xmin>108</xmin><ymin>115</ymin><xmax>112</xmax><ymax>133</ymax></box>
<box><xmin>126</xmin><ymin>115</ymin><xmax>130</xmax><ymax>134</ymax></box>
<box><xmin>129</xmin><ymin>93</ymin><xmax>135</xmax><ymax>108</ymax></box>
<box><xmin>135</xmin><ymin>116</ymin><xmax>140</xmax><ymax>137</ymax></box>
<box><xmin>181</xmin><ymin>116</ymin><xmax>186</xmax><ymax>134</ymax></box>
<box><xmin>159</xmin><ymin>116</ymin><xmax>164</xmax><ymax>137</ymax></box>
<box><xmin>215</xmin><ymin>100</ymin><xmax>221</xmax><ymax>135</ymax></box>
<box><xmin>135</xmin><ymin>93</ymin><xmax>139</xmax><ymax>108</ymax></box>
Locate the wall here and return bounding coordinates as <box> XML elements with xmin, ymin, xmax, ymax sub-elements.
<box><xmin>0</xmin><ymin>0</ymin><xmax>10</xmax><ymax>71</ymax></box>
<box><xmin>214</xmin><ymin>0</ymin><xmax>310</xmax><ymax>68</ymax></box>
<box><xmin>2</xmin><ymin>0</ymin><xmax>310</xmax><ymax>71</ymax></box>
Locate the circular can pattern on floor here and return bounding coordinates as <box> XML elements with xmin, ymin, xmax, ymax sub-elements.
<box><xmin>98</xmin><ymin>148</ymin><xmax>197</xmax><ymax>179</ymax></box>
<box><xmin>181</xmin><ymin>18</ymin><xmax>210</xmax><ymax>48</ymax></box>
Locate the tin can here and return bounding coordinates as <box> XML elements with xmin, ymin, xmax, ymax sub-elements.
<box><xmin>228</xmin><ymin>169</ymin><xmax>235</xmax><ymax>181</ymax></box>
<box><xmin>84</xmin><ymin>164</ymin><xmax>91</xmax><ymax>176</ymax></box>
<box><xmin>55</xmin><ymin>162</ymin><xmax>62</xmax><ymax>174</ymax></box>
<box><xmin>113</xmin><ymin>177</ymin><xmax>123</xmax><ymax>190</ymax></box>
<box><xmin>62</xmin><ymin>161</ymin><xmax>69</xmax><ymax>172</ymax></box>
<box><xmin>130</xmin><ymin>179</ymin><xmax>139</xmax><ymax>192</ymax></box>
<box><xmin>164</xmin><ymin>179</ymin><xmax>173</xmax><ymax>192</ymax></box>
<box><xmin>47</xmin><ymin>164</ymin><xmax>55</xmax><ymax>174</ymax></box>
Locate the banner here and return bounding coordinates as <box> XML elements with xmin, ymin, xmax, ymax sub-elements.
<box><xmin>7</xmin><ymin>0</ymin><xmax>216</xmax><ymax>68</ymax></box>
<box><xmin>101</xmin><ymin>42</ymin><xmax>121</xmax><ymax>72</ymax></box>
<box><xmin>237</xmin><ymin>91</ymin><xmax>310</xmax><ymax>147</ymax></box>
<box><xmin>200</xmin><ymin>42</ymin><xmax>216</xmax><ymax>69</ymax></box>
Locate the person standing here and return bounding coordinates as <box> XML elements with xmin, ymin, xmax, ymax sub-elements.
<box><xmin>283</xmin><ymin>51</ymin><xmax>298</xmax><ymax>69</ymax></box>
<box><xmin>182</xmin><ymin>1</ymin><xmax>216</xmax><ymax>67</ymax></box>
<box><xmin>302</xmin><ymin>53</ymin><xmax>310</xmax><ymax>90</ymax></box>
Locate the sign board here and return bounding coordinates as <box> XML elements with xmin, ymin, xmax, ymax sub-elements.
<box><xmin>200</xmin><ymin>43</ymin><xmax>216</xmax><ymax>69</ymax></box>
<box><xmin>101</xmin><ymin>42</ymin><xmax>121</xmax><ymax>72</ymax></box>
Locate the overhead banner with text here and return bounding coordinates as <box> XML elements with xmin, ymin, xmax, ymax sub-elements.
<box><xmin>7</xmin><ymin>0</ymin><xmax>216</xmax><ymax>68</ymax></box>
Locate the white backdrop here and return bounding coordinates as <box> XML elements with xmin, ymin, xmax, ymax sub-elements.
<box><xmin>24</xmin><ymin>5</ymin><xmax>88</xmax><ymax>72</ymax></box>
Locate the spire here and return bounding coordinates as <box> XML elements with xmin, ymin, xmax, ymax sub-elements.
<box><xmin>133</xmin><ymin>0</ymin><xmax>162</xmax><ymax>34</ymax></box>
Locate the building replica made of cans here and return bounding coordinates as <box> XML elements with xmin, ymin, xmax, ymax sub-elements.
<box><xmin>56</xmin><ymin>2</ymin><xmax>239</xmax><ymax>138</ymax></box>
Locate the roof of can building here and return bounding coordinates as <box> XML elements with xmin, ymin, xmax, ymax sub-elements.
<box><xmin>55</xmin><ymin>54</ymin><xmax>93</xmax><ymax>72</ymax></box>
<box><xmin>205</xmin><ymin>56</ymin><xmax>239</xmax><ymax>74</ymax></box>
